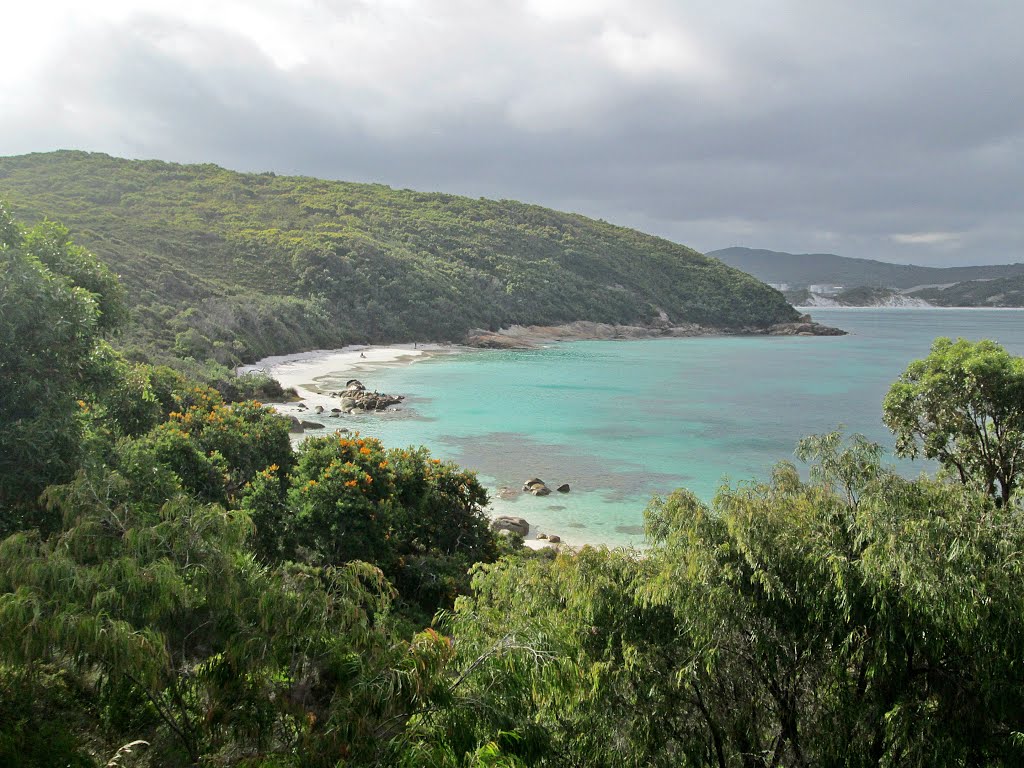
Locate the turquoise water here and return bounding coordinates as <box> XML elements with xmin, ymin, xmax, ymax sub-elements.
<box><xmin>304</xmin><ymin>309</ymin><xmax>1024</xmax><ymax>546</ymax></box>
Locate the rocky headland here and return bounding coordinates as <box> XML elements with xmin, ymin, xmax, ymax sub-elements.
<box><xmin>465</xmin><ymin>314</ymin><xmax>845</xmax><ymax>349</ymax></box>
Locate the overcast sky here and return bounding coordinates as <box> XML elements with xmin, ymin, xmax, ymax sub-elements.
<box><xmin>2</xmin><ymin>1</ymin><xmax>1021</xmax><ymax>265</ymax></box>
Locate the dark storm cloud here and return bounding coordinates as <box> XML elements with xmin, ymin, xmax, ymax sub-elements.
<box><xmin>3</xmin><ymin>1</ymin><xmax>1023</xmax><ymax>265</ymax></box>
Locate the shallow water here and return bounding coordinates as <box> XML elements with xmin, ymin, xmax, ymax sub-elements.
<box><xmin>300</xmin><ymin>309</ymin><xmax>1024</xmax><ymax>547</ymax></box>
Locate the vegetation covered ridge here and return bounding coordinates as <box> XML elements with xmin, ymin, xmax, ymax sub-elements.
<box><xmin>0</xmin><ymin>150</ymin><xmax>797</xmax><ymax>368</ymax></box>
<box><xmin>912</xmin><ymin>274</ymin><xmax>1024</xmax><ymax>307</ymax></box>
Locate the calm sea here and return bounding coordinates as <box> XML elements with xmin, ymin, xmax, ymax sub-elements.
<box><xmin>308</xmin><ymin>309</ymin><xmax>1024</xmax><ymax>546</ymax></box>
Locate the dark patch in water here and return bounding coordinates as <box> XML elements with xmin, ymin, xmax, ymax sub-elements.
<box><xmin>546</xmin><ymin>505</ymin><xmax>566</xmax><ymax>511</ymax></box>
<box><xmin>344</xmin><ymin>414</ymin><xmax>435</xmax><ymax>425</ymax></box>
<box><xmin>566</xmin><ymin>521</ymin><xmax>586</xmax><ymax>529</ymax></box>
<box><xmin>534</xmin><ymin>382</ymin><xmax>633</xmax><ymax>393</ymax></box>
<box><xmin>615</xmin><ymin>525</ymin><xmax>646</xmax><ymax>536</ymax></box>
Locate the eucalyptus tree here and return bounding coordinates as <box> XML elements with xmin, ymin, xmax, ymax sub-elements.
<box><xmin>883</xmin><ymin>337</ymin><xmax>1024</xmax><ymax>505</ymax></box>
<box><xmin>0</xmin><ymin>201</ymin><xmax>135</xmax><ymax>532</ymax></box>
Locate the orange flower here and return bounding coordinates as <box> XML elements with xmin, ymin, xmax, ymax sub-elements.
<box><xmin>359</xmin><ymin>446</ymin><xmax>371</xmax><ymax>455</ymax></box>
<box><xmin>378</xmin><ymin>461</ymin><xmax>388</xmax><ymax>469</ymax></box>
<box><xmin>345</xmin><ymin>479</ymin><xmax>358</xmax><ymax>488</ymax></box>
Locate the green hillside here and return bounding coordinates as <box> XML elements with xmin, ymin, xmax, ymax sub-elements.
<box><xmin>710</xmin><ymin>246</ymin><xmax>1024</xmax><ymax>290</ymax></box>
<box><xmin>912</xmin><ymin>275</ymin><xmax>1024</xmax><ymax>307</ymax></box>
<box><xmin>0</xmin><ymin>151</ymin><xmax>797</xmax><ymax>366</ymax></box>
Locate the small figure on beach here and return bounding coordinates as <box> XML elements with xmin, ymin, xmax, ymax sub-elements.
<box><xmin>360</xmin><ymin>352</ymin><xmax>366</xmax><ymax>358</ymax></box>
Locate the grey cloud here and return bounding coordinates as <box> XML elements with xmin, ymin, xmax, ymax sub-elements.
<box><xmin>2</xmin><ymin>2</ymin><xmax>1023</xmax><ymax>266</ymax></box>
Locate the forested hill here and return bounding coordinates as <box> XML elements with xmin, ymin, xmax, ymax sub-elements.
<box><xmin>913</xmin><ymin>274</ymin><xmax>1024</xmax><ymax>307</ymax></box>
<box><xmin>0</xmin><ymin>151</ymin><xmax>796</xmax><ymax>366</ymax></box>
<box><xmin>710</xmin><ymin>246</ymin><xmax>1024</xmax><ymax>289</ymax></box>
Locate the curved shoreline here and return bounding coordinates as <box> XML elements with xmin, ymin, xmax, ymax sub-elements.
<box><xmin>240</xmin><ymin>308</ymin><xmax>1024</xmax><ymax>551</ymax></box>
<box><xmin>238</xmin><ymin>343</ymin><xmax>463</xmax><ymax>403</ymax></box>
<box><xmin>239</xmin><ymin>319</ymin><xmax>845</xmax><ymax>551</ymax></box>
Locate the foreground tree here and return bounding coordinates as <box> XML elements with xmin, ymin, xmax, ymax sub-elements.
<box><xmin>0</xmin><ymin>476</ymin><xmax>463</xmax><ymax>766</ymax></box>
<box><xmin>431</xmin><ymin>434</ymin><xmax>1024</xmax><ymax>766</ymax></box>
<box><xmin>0</xmin><ymin>202</ymin><xmax>138</xmax><ymax>533</ymax></box>
<box><xmin>241</xmin><ymin>434</ymin><xmax>497</xmax><ymax>619</ymax></box>
<box><xmin>883</xmin><ymin>337</ymin><xmax>1024</xmax><ymax>505</ymax></box>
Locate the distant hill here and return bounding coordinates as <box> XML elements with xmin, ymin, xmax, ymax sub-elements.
<box><xmin>708</xmin><ymin>247</ymin><xmax>1024</xmax><ymax>290</ymax></box>
<box><xmin>0</xmin><ymin>152</ymin><xmax>797</xmax><ymax>367</ymax></box>
<box><xmin>912</xmin><ymin>275</ymin><xmax>1024</xmax><ymax>307</ymax></box>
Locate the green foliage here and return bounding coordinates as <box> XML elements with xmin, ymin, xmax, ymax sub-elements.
<box><xmin>22</xmin><ymin>219</ymin><xmax>128</xmax><ymax>331</ymax></box>
<box><xmin>242</xmin><ymin>435</ymin><xmax>496</xmax><ymax>619</ymax></box>
<box><xmin>0</xmin><ymin>202</ymin><xmax>135</xmax><ymax>534</ymax></box>
<box><xmin>143</xmin><ymin>397</ymin><xmax>294</xmax><ymax>506</ymax></box>
<box><xmin>0</xmin><ymin>152</ymin><xmax>797</xmax><ymax>370</ymax></box>
<box><xmin>0</xmin><ymin>485</ymin><xmax>461</xmax><ymax>766</ymax></box>
<box><xmin>883</xmin><ymin>337</ymin><xmax>1024</xmax><ymax>504</ymax></box>
<box><xmin>0</xmin><ymin>666</ymin><xmax>95</xmax><ymax>768</ymax></box>
<box><xmin>428</xmin><ymin>434</ymin><xmax>1024</xmax><ymax>766</ymax></box>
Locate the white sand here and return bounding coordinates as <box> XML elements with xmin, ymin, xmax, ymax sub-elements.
<box><xmin>239</xmin><ymin>343</ymin><xmax>454</xmax><ymax>406</ymax></box>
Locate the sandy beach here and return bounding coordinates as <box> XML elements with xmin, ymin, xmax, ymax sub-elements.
<box><xmin>238</xmin><ymin>343</ymin><xmax>457</xmax><ymax>405</ymax></box>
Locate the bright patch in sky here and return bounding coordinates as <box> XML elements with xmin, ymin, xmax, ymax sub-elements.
<box><xmin>2</xmin><ymin>1</ymin><xmax>1023</xmax><ymax>266</ymax></box>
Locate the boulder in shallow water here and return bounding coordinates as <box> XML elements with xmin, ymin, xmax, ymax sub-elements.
<box><xmin>523</xmin><ymin>478</ymin><xmax>553</xmax><ymax>495</ymax></box>
<box><xmin>547</xmin><ymin>535</ymin><xmax>561</xmax><ymax>544</ymax></box>
<box><xmin>523</xmin><ymin>479</ymin><xmax>552</xmax><ymax>496</ymax></box>
<box><xmin>556</xmin><ymin>483</ymin><xmax>571</xmax><ymax>493</ymax></box>
<box><xmin>491</xmin><ymin>516</ymin><xmax>530</xmax><ymax>537</ymax></box>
